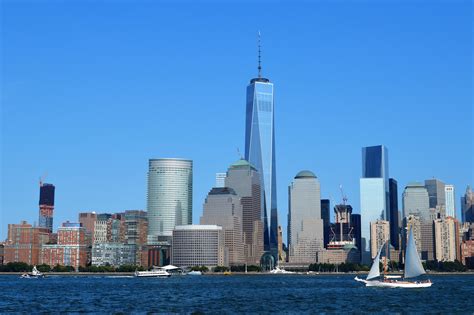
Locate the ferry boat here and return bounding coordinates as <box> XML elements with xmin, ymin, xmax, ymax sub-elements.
<box><xmin>134</xmin><ymin>267</ymin><xmax>171</xmax><ymax>278</ymax></box>
<box><xmin>354</xmin><ymin>228</ymin><xmax>432</xmax><ymax>288</ymax></box>
<box><xmin>21</xmin><ymin>266</ymin><xmax>44</xmax><ymax>279</ymax></box>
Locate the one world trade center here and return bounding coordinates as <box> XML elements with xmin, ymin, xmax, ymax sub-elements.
<box><xmin>244</xmin><ymin>33</ymin><xmax>278</xmax><ymax>262</ymax></box>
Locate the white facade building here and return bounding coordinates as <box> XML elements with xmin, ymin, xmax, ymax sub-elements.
<box><xmin>445</xmin><ymin>184</ymin><xmax>455</xmax><ymax>218</ymax></box>
<box><xmin>171</xmin><ymin>225</ymin><xmax>226</xmax><ymax>268</ymax></box>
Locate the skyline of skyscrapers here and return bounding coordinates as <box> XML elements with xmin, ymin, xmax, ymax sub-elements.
<box><xmin>146</xmin><ymin>158</ymin><xmax>193</xmax><ymax>244</ymax></box>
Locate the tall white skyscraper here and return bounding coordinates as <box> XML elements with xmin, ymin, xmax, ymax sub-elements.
<box><xmin>147</xmin><ymin>158</ymin><xmax>193</xmax><ymax>244</ymax></box>
<box><xmin>288</xmin><ymin>171</ymin><xmax>323</xmax><ymax>263</ymax></box>
<box><xmin>444</xmin><ymin>184</ymin><xmax>455</xmax><ymax>218</ymax></box>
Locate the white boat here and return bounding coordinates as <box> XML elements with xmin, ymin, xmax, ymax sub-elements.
<box><xmin>355</xmin><ymin>228</ymin><xmax>432</xmax><ymax>288</ymax></box>
<box><xmin>134</xmin><ymin>267</ymin><xmax>171</xmax><ymax>278</ymax></box>
<box><xmin>270</xmin><ymin>266</ymin><xmax>295</xmax><ymax>274</ymax></box>
<box><xmin>187</xmin><ymin>271</ymin><xmax>202</xmax><ymax>276</ymax></box>
<box><xmin>21</xmin><ymin>266</ymin><xmax>44</xmax><ymax>279</ymax></box>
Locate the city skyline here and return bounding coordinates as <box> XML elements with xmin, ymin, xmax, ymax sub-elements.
<box><xmin>1</xmin><ymin>2</ymin><xmax>472</xmax><ymax>242</ymax></box>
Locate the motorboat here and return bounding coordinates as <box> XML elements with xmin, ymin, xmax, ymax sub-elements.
<box><xmin>354</xmin><ymin>228</ymin><xmax>432</xmax><ymax>288</ymax></box>
<box><xmin>134</xmin><ymin>267</ymin><xmax>171</xmax><ymax>278</ymax></box>
<box><xmin>187</xmin><ymin>270</ymin><xmax>202</xmax><ymax>276</ymax></box>
<box><xmin>269</xmin><ymin>266</ymin><xmax>294</xmax><ymax>274</ymax></box>
<box><xmin>21</xmin><ymin>266</ymin><xmax>44</xmax><ymax>279</ymax></box>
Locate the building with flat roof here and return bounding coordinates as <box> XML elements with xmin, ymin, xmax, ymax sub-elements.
<box><xmin>41</xmin><ymin>222</ymin><xmax>88</xmax><ymax>270</ymax></box>
<box><xmin>4</xmin><ymin>221</ymin><xmax>50</xmax><ymax>265</ymax></box>
<box><xmin>370</xmin><ymin>220</ymin><xmax>390</xmax><ymax>259</ymax></box>
<box><xmin>403</xmin><ymin>183</ymin><xmax>430</xmax><ymax>222</ymax></box>
<box><xmin>434</xmin><ymin>217</ymin><xmax>459</xmax><ymax>262</ymax></box>
<box><xmin>171</xmin><ymin>225</ymin><xmax>226</xmax><ymax>268</ymax></box>
<box><xmin>360</xmin><ymin>145</ymin><xmax>389</xmax><ymax>263</ymax></box>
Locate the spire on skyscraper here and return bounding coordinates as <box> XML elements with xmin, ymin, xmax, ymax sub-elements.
<box><xmin>258</xmin><ymin>31</ymin><xmax>262</xmax><ymax>78</ymax></box>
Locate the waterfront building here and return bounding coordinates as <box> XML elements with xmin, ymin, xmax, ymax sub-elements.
<box><xmin>147</xmin><ymin>158</ymin><xmax>193</xmax><ymax>244</ymax></box>
<box><xmin>277</xmin><ymin>226</ymin><xmax>286</xmax><ymax>262</ymax></box>
<box><xmin>4</xmin><ymin>221</ymin><xmax>50</xmax><ymax>265</ymax></box>
<box><xmin>461</xmin><ymin>240</ymin><xmax>474</xmax><ymax>268</ymax></box>
<box><xmin>461</xmin><ymin>185</ymin><xmax>474</xmax><ymax>223</ymax></box>
<box><xmin>78</xmin><ymin>212</ymin><xmax>97</xmax><ymax>244</ymax></box>
<box><xmin>91</xmin><ymin>243</ymin><xmax>135</xmax><ymax>266</ymax></box>
<box><xmin>171</xmin><ymin>225</ymin><xmax>226</xmax><ymax>268</ymax></box>
<box><xmin>124</xmin><ymin>210</ymin><xmax>148</xmax><ymax>266</ymax></box>
<box><xmin>0</xmin><ymin>243</ymin><xmax>4</xmax><ymax>265</ymax></box>
<box><xmin>316</xmin><ymin>246</ymin><xmax>360</xmax><ymax>265</ymax></box>
<box><xmin>445</xmin><ymin>185</ymin><xmax>456</xmax><ymax>218</ymax></box>
<box><xmin>244</xmin><ymin>36</ymin><xmax>278</xmax><ymax>260</ymax></box>
<box><xmin>370</xmin><ymin>220</ymin><xmax>390</xmax><ymax>259</ymax></box>
<box><xmin>39</xmin><ymin>182</ymin><xmax>55</xmax><ymax>233</ymax></box>
<box><xmin>403</xmin><ymin>215</ymin><xmax>422</xmax><ymax>258</ymax></box>
<box><xmin>424</xmin><ymin>179</ymin><xmax>446</xmax><ymax>209</ymax></box>
<box><xmin>321</xmin><ymin>199</ymin><xmax>330</xmax><ymax>248</ymax></box>
<box><xmin>287</xmin><ymin>171</ymin><xmax>324</xmax><ymax>264</ymax></box>
<box><xmin>420</xmin><ymin>221</ymin><xmax>435</xmax><ymax>261</ymax></box>
<box><xmin>40</xmin><ymin>222</ymin><xmax>88</xmax><ymax>270</ymax></box>
<box><xmin>359</xmin><ymin>145</ymin><xmax>389</xmax><ymax>263</ymax></box>
<box><xmin>225</xmin><ymin>159</ymin><xmax>263</xmax><ymax>265</ymax></box>
<box><xmin>200</xmin><ymin>187</ymin><xmax>245</xmax><ymax>265</ymax></box>
<box><xmin>434</xmin><ymin>217</ymin><xmax>459</xmax><ymax>262</ymax></box>
<box><xmin>402</xmin><ymin>183</ymin><xmax>430</xmax><ymax>222</ymax></box>
<box><xmin>388</xmin><ymin>178</ymin><xmax>400</xmax><ymax>249</ymax></box>
<box><xmin>93</xmin><ymin>213</ymin><xmax>112</xmax><ymax>244</ymax></box>
<box><xmin>215</xmin><ymin>172</ymin><xmax>226</xmax><ymax>188</ymax></box>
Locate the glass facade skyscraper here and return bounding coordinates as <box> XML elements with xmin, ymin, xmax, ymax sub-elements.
<box><xmin>147</xmin><ymin>158</ymin><xmax>192</xmax><ymax>243</ymax></box>
<box><xmin>359</xmin><ymin>145</ymin><xmax>389</xmax><ymax>263</ymax></box>
<box><xmin>244</xmin><ymin>46</ymin><xmax>278</xmax><ymax>260</ymax></box>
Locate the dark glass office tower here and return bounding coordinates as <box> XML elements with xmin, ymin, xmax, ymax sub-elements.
<box><xmin>39</xmin><ymin>183</ymin><xmax>55</xmax><ymax>232</ymax></box>
<box><xmin>350</xmin><ymin>213</ymin><xmax>362</xmax><ymax>255</ymax></box>
<box><xmin>245</xmin><ymin>35</ymin><xmax>278</xmax><ymax>260</ymax></box>
<box><xmin>321</xmin><ymin>199</ymin><xmax>330</xmax><ymax>248</ymax></box>
<box><xmin>389</xmin><ymin>178</ymin><xmax>400</xmax><ymax>249</ymax></box>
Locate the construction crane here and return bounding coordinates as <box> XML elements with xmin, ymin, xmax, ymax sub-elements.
<box><xmin>39</xmin><ymin>172</ymin><xmax>48</xmax><ymax>187</ymax></box>
<box><xmin>339</xmin><ymin>184</ymin><xmax>348</xmax><ymax>206</ymax></box>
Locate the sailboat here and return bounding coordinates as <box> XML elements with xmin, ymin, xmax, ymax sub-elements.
<box><xmin>354</xmin><ymin>228</ymin><xmax>432</xmax><ymax>288</ymax></box>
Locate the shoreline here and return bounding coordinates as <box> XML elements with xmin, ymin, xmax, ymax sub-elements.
<box><xmin>1</xmin><ymin>271</ymin><xmax>474</xmax><ymax>276</ymax></box>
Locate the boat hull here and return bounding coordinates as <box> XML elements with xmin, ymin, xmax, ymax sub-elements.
<box><xmin>134</xmin><ymin>271</ymin><xmax>170</xmax><ymax>278</ymax></box>
<box><xmin>355</xmin><ymin>276</ymin><xmax>432</xmax><ymax>288</ymax></box>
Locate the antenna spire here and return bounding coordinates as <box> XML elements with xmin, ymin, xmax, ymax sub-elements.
<box><xmin>258</xmin><ymin>31</ymin><xmax>262</xmax><ymax>78</ymax></box>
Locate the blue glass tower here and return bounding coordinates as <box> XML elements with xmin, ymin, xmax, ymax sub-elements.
<box><xmin>245</xmin><ymin>33</ymin><xmax>278</xmax><ymax>261</ymax></box>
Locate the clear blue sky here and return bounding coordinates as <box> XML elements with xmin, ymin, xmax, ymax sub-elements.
<box><xmin>1</xmin><ymin>1</ymin><xmax>473</xmax><ymax>241</ymax></box>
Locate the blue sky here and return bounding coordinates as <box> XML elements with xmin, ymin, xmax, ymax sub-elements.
<box><xmin>1</xmin><ymin>0</ymin><xmax>473</xmax><ymax>241</ymax></box>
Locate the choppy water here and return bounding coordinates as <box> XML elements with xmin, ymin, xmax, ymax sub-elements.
<box><xmin>1</xmin><ymin>274</ymin><xmax>473</xmax><ymax>313</ymax></box>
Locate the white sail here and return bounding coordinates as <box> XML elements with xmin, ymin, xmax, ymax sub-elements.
<box><xmin>404</xmin><ymin>227</ymin><xmax>426</xmax><ymax>278</ymax></box>
<box><xmin>367</xmin><ymin>243</ymin><xmax>384</xmax><ymax>280</ymax></box>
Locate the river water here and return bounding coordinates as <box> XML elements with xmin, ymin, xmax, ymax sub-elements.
<box><xmin>1</xmin><ymin>274</ymin><xmax>472</xmax><ymax>313</ymax></box>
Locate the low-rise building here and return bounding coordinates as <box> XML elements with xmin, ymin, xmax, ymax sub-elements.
<box><xmin>40</xmin><ymin>222</ymin><xmax>88</xmax><ymax>270</ymax></box>
<box><xmin>171</xmin><ymin>225</ymin><xmax>226</xmax><ymax>268</ymax></box>
<box><xmin>4</xmin><ymin>221</ymin><xmax>50</xmax><ymax>265</ymax></box>
<box><xmin>91</xmin><ymin>243</ymin><xmax>135</xmax><ymax>266</ymax></box>
<box><xmin>316</xmin><ymin>246</ymin><xmax>360</xmax><ymax>265</ymax></box>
